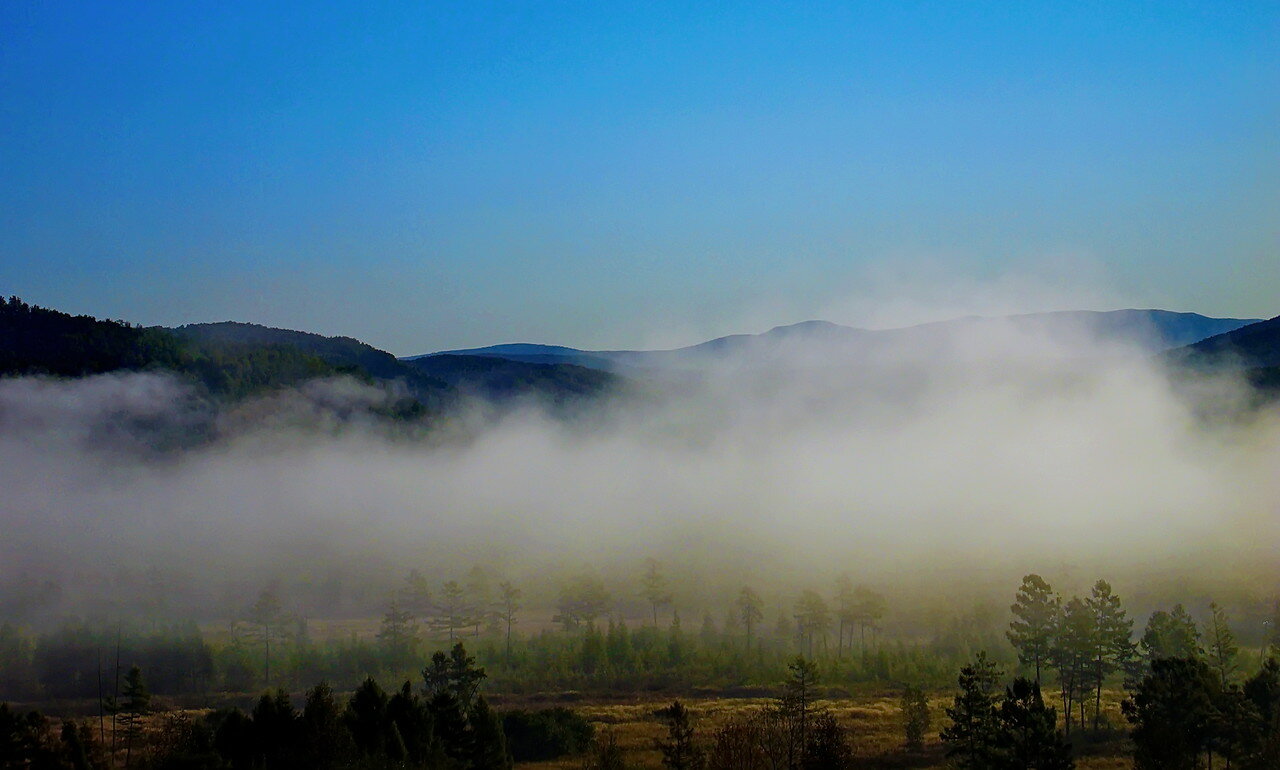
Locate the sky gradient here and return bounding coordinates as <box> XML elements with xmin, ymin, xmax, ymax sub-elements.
<box><xmin>2</xmin><ymin>2</ymin><xmax>1277</xmax><ymax>354</ymax></box>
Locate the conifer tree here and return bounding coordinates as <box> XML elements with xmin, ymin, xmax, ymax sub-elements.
<box><xmin>901</xmin><ymin>685</ymin><xmax>930</xmax><ymax>750</ymax></box>
<box><xmin>995</xmin><ymin>677</ymin><xmax>1074</xmax><ymax>769</ymax></box>
<box><xmin>835</xmin><ymin>574</ymin><xmax>855</xmax><ymax>659</ymax></box>
<box><xmin>1140</xmin><ymin>604</ymin><xmax>1202</xmax><ymax>661</ymax></box>
<box><xmin>496</xmin><ymin>581</ymin><xmax>522</xmax><ymax>665</ymax></box>
<box><xmin>1050</xmin><ymin>597</ymin><xmax>1093</xmax><ymax>736</ymax></box>
<box><xmin>641</xmin><ymin>559</ymin><xmax>674</xmax><ymax>627</ymax></box>
<box><xmin>851</xmin><ymin>586</ymin><xmax>886</xmax><ymax>652</ymax></box>
<box><xmin>377</xmin><ymin>600</ymin><xmax>419</xmax><ymax>664</ymax></box>
<box><xmin>431</xmin><ymin>580</ymin><xmax>476</xmax><ymax>642</ymax></box>
<box><xmin>1206</xmin><ymin>602</ymin><xmax>1239</xmax><ymax>687</ymax></box>
<box><xmin>783</xmin><ymin>656</ymin><xmax>819</xmax><ymax>764</ymax></box>
<box><xmin>657</xmin><ymin>700</ymin><xmax>704</xmax><ymax>770</ymax></box>
<box><xmin>794</xmin><ymin>590</ymin><xmax>831</xmax><ymax>659</ymax></box>
<box><xmin>1085</xmin><ymin>580</ymin><xmax>1135</xmax><ymax>731</ymax></box>
<box><xmin>940</xmin><ymin>652</ymin><xmax>1002</xmax><ymax>769</ymax></box>
<box><xmin>736</xmin><ymin>587</ymin><xmax>764</xmax><ymax>651</ymax></box>
<box><xmin>118</xmin><ymin>665</ymin><xmax>150</xmax><ymax>769</ymax></box>
<box><xmin>1007</xmin><ymin>574</ymin><xmax>1060</xmax><ymax>685</ymax></box>
<box><xmin>246</xmin><ymin>587</ymin><xmax>288</xmax><ymax>688</ymax></box>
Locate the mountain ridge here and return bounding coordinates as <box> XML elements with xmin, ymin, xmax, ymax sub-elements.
<box><xmin>412</xmin><ymin>309</ymin><xmax>1262</xmax><ymax>373</ymax></box>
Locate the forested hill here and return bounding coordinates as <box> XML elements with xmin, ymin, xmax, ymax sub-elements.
<box><xmin>170</xmin><ymin>321</ymin><xmax>451</xmax><ymax>395</ymax></box>
<box><xmin>174</xmin><ymin>321</ymin><xmax>623</xmax><ymax>406</ymax></box>
<box><xmin>1162</xmin><ymin>314</ymin><xmax>1280</xmax><ymax>402</ymax></box>
<box><xmin>1164</xmin><ymin>314</ymin><xmax>1280</xmax><ymax>370</ymax></box>
<box><xmin>0</xmin><ymin>298</ymin><xmax>623</xmax><ymax>410</ymax></box>
<box><xmin>0</xmin><ymin>296</ymin><xmax>355</xmax><ymax>399</ymax></box>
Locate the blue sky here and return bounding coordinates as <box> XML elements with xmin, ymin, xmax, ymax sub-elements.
<box><xmin>2</xmin><ymin>2</ymin><xmax>1276</xmax><ymax>353</ymax></box>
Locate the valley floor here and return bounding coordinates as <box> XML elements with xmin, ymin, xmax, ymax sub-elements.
<box><xmin>510</xmin><ymin>692</ymin><xmax>1132</xmax><ymax>769</ymax></box>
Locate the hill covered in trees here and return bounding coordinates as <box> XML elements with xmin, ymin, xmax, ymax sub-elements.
<box><xmin>0</xmin><ymin>298</ymin><xmax>624</xmax><ymax>413</ymax></box>
<box><xmin>0</xmin><ymin>297</ymin><xmax>346</xmax><ymax>399</ymax></box>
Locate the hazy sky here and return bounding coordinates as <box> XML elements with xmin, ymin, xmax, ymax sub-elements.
<box><xmin>2</xmin><ymin>2</ymin><xmax>1276</xmax><ymax>354</ymax></box>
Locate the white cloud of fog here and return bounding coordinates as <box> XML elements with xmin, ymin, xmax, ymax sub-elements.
<box><xmin>1</xmin><ymin>311</ymin><xmax>1277</xmax><ymax>618</ymax></box>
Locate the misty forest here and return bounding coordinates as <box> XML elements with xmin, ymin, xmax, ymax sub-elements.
<box><xmin>2</xmin><ymin>295</ymin><xmax>1280</xmax><ymax>769</ymax></box>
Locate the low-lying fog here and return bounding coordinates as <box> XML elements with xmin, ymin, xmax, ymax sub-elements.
<box><xmin>2</xmin><ymin>313</ymin><xmax>1277</xmax><ymax>622</ymax></box>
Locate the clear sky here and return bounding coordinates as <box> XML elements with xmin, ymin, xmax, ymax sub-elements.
<box><xmin>2</xmin><ymin>2</ymin><xmax>1276</xmax><ymax>354</ymax></box>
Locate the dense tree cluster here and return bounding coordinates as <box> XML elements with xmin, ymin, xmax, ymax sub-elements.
<box><xmin>1</xmin><ymin>643</ymin><xmax>512</xmax><ymax>770</ymax></box>
<box><xmin>940</xmin><ymin>652</ymin><xmax>1073</xmax><ymax>769</ymax></box>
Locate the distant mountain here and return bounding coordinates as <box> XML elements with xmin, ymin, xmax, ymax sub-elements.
<box><xmin>173</xmin><ymin>322</ymin><xmax>622</xmax><ymax>407</ymax></box>
<box><xmin>403</xmin><ymin>354</ymin><xmax>620</xmax><ymax>405</ymax></box>
<box><xmin>1163</xmin><ymin>314</ymin><xmax>1280</xmax><ymax>370</ymax></box>
<box><xmin>412</xmin><ymin>310</ymin><xmax>1261</xmax><ymax>374</ymax></box>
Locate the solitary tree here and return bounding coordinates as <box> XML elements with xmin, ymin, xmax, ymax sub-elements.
<box><xmin>1206</xmin><ymin>602</ymin><xmax>1239</xmax><ymax>687</ymax></box>
<box><xmin>783</xmin><ymin>656</ymin><xmax>820</xmax><ymax>765</ymax></box>
<box><xmin>901</xmin><ymin>685</ymin><xmax>930</xmax><ymax>751</ymax></box>
<box><xmin>377</xmin><ymin>600</ymin><xmax>419</xmax><ymax>663</ymax></box>
<box><xmin>1085</xmin><ymin>580</ymin><xmax>1135</xmax><ymax>731</ymax></box>
<box><xmin>466</xmin><ymin>566</ymin><xmax>496</xmax><ymax>637</ymax></box>
<box><xmin>834</xmin><ymin>574</ymin><xmax>855</xmax><ymax>659</ymax></box>
<box><xmin>495</xmin><ymin>581</ymin><xmax>522</xmax><ymax>665</ymax></box>
<box><xmin>399</xmin><ymin>570</ymin><xmax>434</xmax><ymax>618</ymax></box>
<box><xmin>736</xmin><ymin>587</ymin><xmax>764</xmax><ymax>651</ymax></box>
<box><xmin>554</xmin><ymin>575</ymin><xmax>612</xmax><ymax>631</ymax></box>
<box><xmin>1007</xmin><ymin>574</ymin><xmax>1060</xmax><ymax>685</ymax></box>
<box><xmin>1050</xmin><ymin>596</ymin><xmax>1093</xmax><ymax>736</ymax></box>
<box><xmin>430</xmin><ymin>581</ymin><xmax>475</xmax><ymax>642</ymax></box>
<box><xmin>656</xmin><ymin>700</ymin><xmax>704</xmax><ymax>770</ymax></box>
<box><xmin>118</xmin><ymin>665</ymin><xmax>150</xmax><ymax>769</ymax></box>
<box><xmin>641</xmin><ymin>559</ymin><xmax>674</xmax><ymax>627</ymax></box>
<box><xmin>940</xmin><ymin>652</ymin><xmax>1002</xmax><ymax>769</ymax></box>
<box><xmin>246</xmin><ymin>587</ymin><xmax>288</xmax><ymax>688</ymax></box>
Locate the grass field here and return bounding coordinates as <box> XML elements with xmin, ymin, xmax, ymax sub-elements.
<box><xmin>508</xmin><ymin>690</ymin><xmax>1133</xmax><ymax>769</ymax></box>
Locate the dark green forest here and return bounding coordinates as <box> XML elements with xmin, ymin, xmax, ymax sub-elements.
<box><xmin>3</xmin><ymin>569</ymin><xmax>1280</xmax><ymax>768</ymax></box>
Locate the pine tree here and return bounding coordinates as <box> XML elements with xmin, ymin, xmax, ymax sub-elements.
<box><xmin>1085</xmin><ymin>580</ymin><xmax>1134</xmax><ymax>731</ymax></box>
<box><xmin>246</xmin><ymin>587</ymin><xmax>287</xmax><ymax>688</ymax></box>
<box><xmin>466</xmin><ymin>566</ymin><xmax>496</xmax><ymax>637</ymax></box>
<box><xmin>118</xmin><ymin>665</ymin><xmax>150</xmax><ymax>769</ymax></box>
<box><xmin>431</xmin><ymin>581</ymin><xmax>476</xmax><ymax>642</ymax></box>
<box><xmin>1007</xmin><ymin>574</ymin><xmax>1060</xmax><ymax>685</ymax></box>
<box><xmin>1123</xmin><ymin>656</ymin><xmax>1219</xmax><ymax>770</ymax></box>
<box><xmin>834</xmin><ymin>574</ymin><xmax>855</xmax><ymax>659</ymax></box>
<box><xmin>851</xmin><ymin>586</ymin><xmax>886</xmax><ymax>653</ymax></box>
<box><xmin>377</xmin><ymin>600</ymin><xmax>419</xmax><ymax>664</ymax></box>
<box><xmin>901</xmin><ymin>685</ymin><xmax>930</xmax><ymax>751</ymax></box>
<box><xmin>995</xmin><ymin>677</ymin><xmax>1074</xmax><ymax>769</ymax></box>
<box><xmin>794</xmin><ymin>590</ymin><xmax>831</xmax><ymax>659</ymax></box>
<box><xmin>1050</xmin><ymin>597</ymin><xmax>1093</xmax><ymax>736</ymax></box>
<box><xmin>1206</xmin><ymin>602</ymin><xmax>1239</xmax><ymax>687</ymax></box>
<box><xmin>783</xmin><ymin>656</ymin><xmax>819</xmax><ymax>765</ymax></box>
<box><xmin>1140</xmin><ymin>604</ymin><xmax>1202</xmax><ymax>661</ymax></box>
<box><xmin>641</xmin><ymin>559</ymin><xmax>674</xmax><ymax>627</ymax></box>
<box><xmin>940</xmin><ymin>652</ymin><xmax>1002</xmax><ymax>769</ymax></box>
<box><xmin>736</xmin><ymin>587</ymin><xmax>764</xmax><ymax>651</ymax></box>
<box><xmin>496</xmin><ymin>581</ymin><xmax>522</xmax><ymax>666</ymax></box>
<box><xmin>656</xmin><ymin>700</ymin><xmax>705</xmax><ymax>770</ymax></box>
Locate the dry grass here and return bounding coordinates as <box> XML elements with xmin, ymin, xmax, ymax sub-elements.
<box><xmin>514</xmin><ymin>691</ymin><xmax>1133</xmax><ymax>769</ymax></box>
